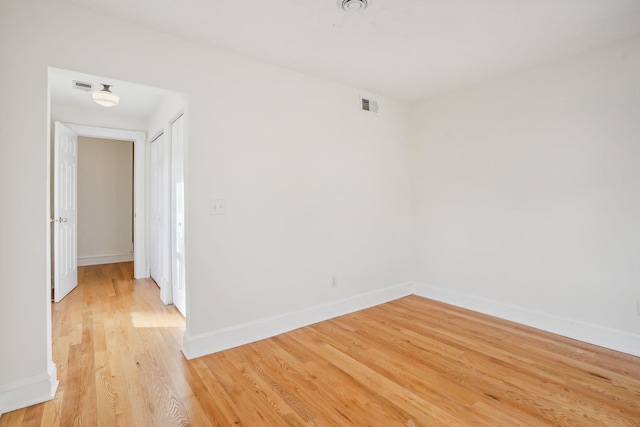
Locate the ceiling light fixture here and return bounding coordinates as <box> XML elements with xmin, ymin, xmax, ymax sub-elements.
<box><xmin>339</xmin><ymin>0</ymin><xmax>368</xmax><ymax>13</ymax></box>
<box><xmin>92</xmin><ymin>84</ymin><xmax>120</xmax><ymax>107</ymax></box>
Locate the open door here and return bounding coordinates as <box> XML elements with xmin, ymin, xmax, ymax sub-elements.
<box><xmin>53</xmin><ymin>122</ymin><xmax>78</xmax><ymax>302</ymax></box>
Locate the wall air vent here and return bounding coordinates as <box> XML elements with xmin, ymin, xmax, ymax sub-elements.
<box><xmin>72</xmin><ymin>80</ymin><xmax>93</xmax><ymax>91</ymax></box>
<box><xmin>360</xmin><ymin>96</ymin><xmax>378</xmax><ymax>113</ymax></box>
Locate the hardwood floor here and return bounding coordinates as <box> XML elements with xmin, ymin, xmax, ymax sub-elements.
<box><xmin>1</xmin><ymin>262</ymin><xmax>640</xmax><ymax>426</ymax></box>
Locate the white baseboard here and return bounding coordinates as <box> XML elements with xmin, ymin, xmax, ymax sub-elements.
<box><xmin>183</xmin><ymin>281</ymin><xmax>640</xmax><ymax>360</ymax></box>
<box><xmin>0</xmin><ymin>362</ymin><xmax>58</xmax><ymax>415</ymax></box>
<box><xmin>77</xmin><ymin>253</ymin><xmax>134</xmax><ymax>266</ymax></box>
<box><xmin>410</xmin><ymin>282</ymin><xmax>640</xmax><ymax>358</ymax></box>
<box><xmin>182</xmin><ymin>283</ymin><xmax>413</xmax><ymax>360</ymax></box>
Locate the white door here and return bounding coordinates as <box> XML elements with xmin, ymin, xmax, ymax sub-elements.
<box><xmin>150</xmin><ymin>133</ymin><xmax>171</xmax><ymax>303</ymax></box>
<box><xmin>53</xmin><ymin>122</ymin><xmax>78</xmax><ymax>302</ymax></box>
<box><xmin>171</xmin><ymin>115</ymin><xmax>186</xmax><ymax>316</ymax></box>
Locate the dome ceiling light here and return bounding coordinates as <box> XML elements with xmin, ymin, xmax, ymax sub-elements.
<box><xmin>339</xmin><ymin>0</ymin><xmax>368</xmax><ymax>13</ymax></box>
<box><xmin>92</xmin><ymin>84</ymin><xmax>120</xmax><ymax>107</ymax></box>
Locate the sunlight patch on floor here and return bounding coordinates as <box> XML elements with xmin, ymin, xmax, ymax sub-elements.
<box><xmin>130</xmin><ymin>311</ymin><xmax>184</xmax><ymax>328</ymax></box>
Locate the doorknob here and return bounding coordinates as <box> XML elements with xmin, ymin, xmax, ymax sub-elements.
<box><xmin>50</xmin><ymin>218</ymin><xmax>58</xmax><ymax>223</ymax></box>
<box><xmin>60</xmin><ymin>217</ymin><xmax>68</xmax><ymax>223</ymax></box>
<box><xmin>51</xmin><ymin>217</ymin><xmax>68</xmax><ymax>223</ymax></box>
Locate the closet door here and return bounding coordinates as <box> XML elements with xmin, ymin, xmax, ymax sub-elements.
<box><xmin>150</xmin><ymin>132</ymin><xmax>171</xmax><ymax>303</ymax></box>
<box><xmin>171</xmin><ymin>114</ymin><xmax>186</xmax><ymax>316</ymax></box>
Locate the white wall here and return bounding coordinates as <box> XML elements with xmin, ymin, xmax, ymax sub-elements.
<box><xmin>77</xmin><ymin>137</ymin><xmax>133</xmax><ymax>261</ymax></box>
<box><xmin>0</xmin><ymin>0</ymin><xmax>413</xmax><ymax>411</ymax></box>
<box><xmin>410</xmin><ymin>37</ymin><xmax>640</xmax><ymax>335</ymax></box>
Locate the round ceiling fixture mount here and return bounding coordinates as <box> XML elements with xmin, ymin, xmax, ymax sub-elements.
<box><xmin>339</xmin><ymin>0</ymin><xmax>368</xmax><ymax>13</ymax></box>
<box><xmin>92</xmin><ymin>84</ymin><xmax>120</xmax><ymax>107</ymax></box>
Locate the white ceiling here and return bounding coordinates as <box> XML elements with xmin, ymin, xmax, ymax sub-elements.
<box><xmin>59</xmin><ymin>0</ymin><xmax>640</xmax><ymax>101</ymax></box>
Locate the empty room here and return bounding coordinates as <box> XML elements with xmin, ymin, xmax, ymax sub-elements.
<box><xmin>1</xmin><ymin>0</ymin><xmax>639</xmax><ymax>425</ymax></box>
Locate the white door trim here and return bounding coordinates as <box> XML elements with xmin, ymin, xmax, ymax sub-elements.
<box><xmin>66</xmin><ymin>124</ymin><xmax>147</xmax><ymax>279</ymax></box>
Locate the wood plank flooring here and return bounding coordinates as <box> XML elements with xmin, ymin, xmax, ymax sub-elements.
<box><xmin>1</xmin><ymin>262</ymin><xmax>639</xmax><ymax>426</ymax></box>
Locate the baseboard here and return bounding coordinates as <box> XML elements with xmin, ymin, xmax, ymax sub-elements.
<box><xmin>183</xmin><ymin>280</ymin><xmax>640</xmax><ymax>361</ymax></box>
<box><xmin>411</xmin><ymin>282</ymin><xmax>640</xmax><ymax>358</ymax></box>
<box><xmin>77</xmin><ymin>253</ymin><xmax>134</xmax><ymax>266</ymax></box>
<box><xmin>0</xmin><ymin>362</ymin><xmax>58</xmax><ymax>415</ymax></box>
<box><xmin>182</xmin><ymin>283</ymin><xmax>413</xmax><ymax>360</ymax></box>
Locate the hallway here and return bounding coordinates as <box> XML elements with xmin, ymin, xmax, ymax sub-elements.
<box><xmin>10</xmin><ymin>263</ymin><xmax>187</xmax><ymax>426</ymax></box>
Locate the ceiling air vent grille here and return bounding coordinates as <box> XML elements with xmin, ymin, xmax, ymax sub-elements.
<box><xmin>361</xmin><ymin>96</ymin><xmax>378</xmax><ymax>113</ymax></box>
<box><xmin>72</xmin><ymin>80</ymin><xmax>93</xmax><ymax>92</ymax></box>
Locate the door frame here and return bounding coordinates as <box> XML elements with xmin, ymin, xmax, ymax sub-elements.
<box><xmin>66</xmin><ymin>124</ymin><xmax>147</xmax><ymax>278</ymax></box>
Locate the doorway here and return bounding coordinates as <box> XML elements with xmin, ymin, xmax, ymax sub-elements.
<box><xmin>51</xmin><ymin>123</ymin><xmax>147</xmax><ymax>301</ymax></box>
<box><xmin>77</xmin><ymin>136</ymin><xmax>134</xmax><ymax>268</ymax></box>
<box><xmin>48</xmin><ymin>68</ymin><xmax>188</xmax><ymax>378</ymax></box>
<box><xmin>68</xmin><ymin>125</ymin><xmax>147</xmax><ymax>276</ymax></box>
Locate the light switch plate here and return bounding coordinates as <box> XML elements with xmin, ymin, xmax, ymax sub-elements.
<box><xmin>210</xmin><ymin>199</ymin><xmax>225</xmax><ymax>215</ymax></box>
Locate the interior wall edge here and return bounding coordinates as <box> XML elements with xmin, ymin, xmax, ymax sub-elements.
<box><xmin>0</xmin><ymin>362</ymin><xmax>57</xmax><ymax>416</ymax></box>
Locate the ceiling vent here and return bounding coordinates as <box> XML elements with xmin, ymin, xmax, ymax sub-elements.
<box><xmin>361</xmin><ymin>96</ymin><xmax>378</xmax><ymax>113</ymax></box>
<box><xmin>72</xmin><ymin>80</ymin><xmax>93</xmax><ymax>91</ymax></box>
